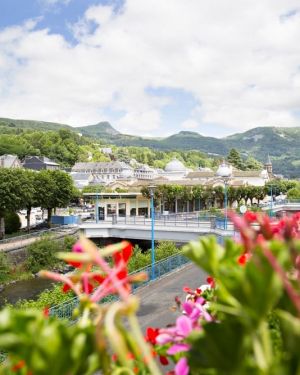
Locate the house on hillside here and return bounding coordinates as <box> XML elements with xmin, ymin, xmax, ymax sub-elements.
<box><xmin>22</xmin><ymin>156</ymin><xmax>60</xmax><ymax>171</ymax></box>
<box><xmin>0</xmin><ymin>154</ymin><xmax>22</xmax><ymax>168</ymax></box>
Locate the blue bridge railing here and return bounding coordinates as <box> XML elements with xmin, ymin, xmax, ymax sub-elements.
<box><xmin>49</xmin><ymin>253</ymin><xmax>190</xmax><ymax>321</ymax></box>
<box><xmin>0</xmin><ymin>253</ymin><xmax>190</xmax><ymax>363</ymax></box>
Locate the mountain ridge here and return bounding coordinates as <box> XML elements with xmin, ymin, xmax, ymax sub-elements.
<box><xmin>0</xmin><ymin>117</ymin><xmax>300</xmax><ymax>177</ymax></box>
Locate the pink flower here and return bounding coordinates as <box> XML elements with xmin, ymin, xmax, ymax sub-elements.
<box><xmin>175</xmin><ymin>357</ymin><xmax>189</xmax><ymax>375</ymax></box>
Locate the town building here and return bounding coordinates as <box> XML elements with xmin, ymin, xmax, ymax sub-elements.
<box><xmin>71</xmin><ymin>161</ymin><xmax>133</xmax><ymax>182</ymax></box>
<box><xmin>22</xmin><ymin>156</ymin><xmax>60</xmax><ymax>171</ymax></box>
<box><xmin>0</xmin><ymin>154</ymin><xmax>22</xmax><ymax>168</ymax></box>
<box><xmin>157</xmin><ymin>158</ymin><xmax>191</xmax><ymax>180</ymax></box>
<box><xmin>134</xmin><ymin>164</ymin><xmax>157</xmax><ymax>180</ymax></box>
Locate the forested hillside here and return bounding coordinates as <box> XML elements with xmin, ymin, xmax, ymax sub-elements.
<box><xmin>0</xmin><ymin>117</ymin><xmax>299</xmax><ymax>177</ymax></box>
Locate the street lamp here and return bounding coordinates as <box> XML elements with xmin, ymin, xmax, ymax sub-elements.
<box><xmin>149</xmin><ymin>185</ymin><xmax>156</xmax><ymax>280</ymax></box>
<box><xmin>216</xmin><ymin>161</ymin><xmax>232</xmax><ymax>230</ymax></box>
<box><xmin>95</xmin><ymin>194</ymin><xmax>99</xmax><ymax>223</ymax></box>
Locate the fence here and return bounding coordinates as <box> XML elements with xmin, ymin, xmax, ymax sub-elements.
<box><xmin>0</xmin><ymin>226</ymin><xmax>79</xmax><ymax>253</ymax></box>
<box><xmin>87</xmin><ymin>213</ymin><xmax>228</xmax><ymax>230</ymax></box>
<box><xmin>48</xmin><ymin>252</ymin><xmax>190</xmax><ymax>320</ymax></box>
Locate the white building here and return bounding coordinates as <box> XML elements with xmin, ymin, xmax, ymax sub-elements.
<box><xmin>0</xmin><ymin>154</ymin><xmax>22</xmax><ymax>168</ymax></box>
<box><xmin>134</xmin><ymin>164</ymin><xmax>157</xmax><ymax>180</ymax></box>
<box><xmin>71</xmin><ymin>161</ymin><xmax>133</xmax><ymax>183</ymax></box>
<box><xmin>186</xmin><ymin>168</ymin><xmax>270</xmax><ymax>187</ymax></box>
<box><xmin>158</xmin><ymin>158</ymin><xmax>190</xmax><ymax>180</ymax></box>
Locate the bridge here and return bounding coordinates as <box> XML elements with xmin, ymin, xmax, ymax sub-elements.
<box><xmin>260</xmin><ymin>199</ymin><xmax>300</xmax><ymax>214</ymax></box>
<box><xmin>80</xmin><ymin>213</ymin><xmax>235</xmax><ymax>243</ymax></box>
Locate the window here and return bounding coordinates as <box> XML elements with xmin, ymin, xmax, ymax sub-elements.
<box><xmin>118</xmin><ymin>203</ymin><xmax>126</xmax><ymax>217</ymax></box>
<box><xmin>107</xmin><ymin>204</ymin><xmax>116</xmax><ymax>216</ymax></box>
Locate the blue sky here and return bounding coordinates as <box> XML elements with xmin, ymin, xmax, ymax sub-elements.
<box><xmin>0</xmin><ymin>0</ymin><xmax>299</xmax><ymax>137</ymax></box>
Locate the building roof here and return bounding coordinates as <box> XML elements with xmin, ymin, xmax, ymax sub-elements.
<box><xmin>72</xmin><ymin>161</ymin><xmax>128</xmax><ymax>171</ymax></box>
<box><xmin>232</xmin><ymin>170</ymin><xmax>263</xmax><ymax>177</ymax></box>
<box><xmin>24</xmin><ymin>156</ymin><xmax>59</xmax><ymax>166</ymax></box>
<box><xmin>0</xmin><ymin>154</ymin><xmax>20</xmax><ymax>168</ymax></box>
<box><xmin>83</xmin><ymin>192</ymin><xmax>142</xmax><ymax>199</ymax></box>
<box><xmin>164</xmin><ymin>158</ymin><xmax>186</xmax><ymax>172</ymax></box>
<box><xmin>187</xmin><ymin>170</ymin><xmax>265</xmax><ymax>179</ymax></box>
<box><xmin>187</xmin><ymin>171</ymin><xmax>215</xmax><ymax>179</ymax></box>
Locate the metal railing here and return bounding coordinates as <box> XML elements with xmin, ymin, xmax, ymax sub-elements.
<box><xmin>260</xmin><ymin>199</ymin><xmax>300</xmax><ymax>208</ymax></box>
<box><xmin>85</xmin><ymin>213</ymin><xmax>227</xmax><ymax>229</ymax></box>
<box><xmin>49</xmin><ymin>253</ymin><xmax>190</xmax><ymax>321</ymax></box>
<box><xmin>0</xmin><ymin>225</ymin><xmax>79</xmax><ymax>251</ymax></box>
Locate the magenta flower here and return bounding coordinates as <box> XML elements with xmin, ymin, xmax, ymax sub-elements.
<box><xmin>175</xmin><ymin>357</ymin><xmax>189</xmax><ymax>375</ymax></box>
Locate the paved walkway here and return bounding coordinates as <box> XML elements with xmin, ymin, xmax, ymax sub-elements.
<box><xmin>0</xmin><ymin>227</ymin><xmax>79</xmax><ymax>252</ymax></box>
<box><xmin>136</xmin><ymin>262</ymin><xmax>206</xmax><ymax>331</ymax></box>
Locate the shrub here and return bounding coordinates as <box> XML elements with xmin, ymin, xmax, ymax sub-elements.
<box><xmin>127</xmin><ymin>241</ymin><xmax>180</xmax><ymax>273</ymax></box>
<box><xmin>0</xmin><ymin>251</ymin><xmax>10</xmax><ymax>282</ymax></box>
<box><xmin>287</xmin><ymin>187</ymin><xmax>300</xmax><ymax>199</ymax></box>
<box><xmin>63</xmin><ymin>235</ymin><xmax>77</xmax><ymax>252</ymax></box>
<box><xmin>26</xmin><ymin>235</ymin><xmax>63</xmax><ymax>274</ymax></box>
<box><xmin>155</xmin><ymin>241</ymin><xmax>179</xmax><ymax>259</ymax></box>
<box><xmin>13</xmin><ymin>284</ymin><xmax>74</xmax><ymax>310</ymax></box>
<box><xmin>4</xmin><ymin>211</ymin><xmax>21</xmax><ymax>234</ymax></box>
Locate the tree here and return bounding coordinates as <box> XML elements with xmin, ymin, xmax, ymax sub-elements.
<box><xmin>287</xmin><ymin>187</ymin><xmax>300</xmax><ymax>199</ymax></box>
<box><xmin>0</xmin><ymin>169</ymin><xmax>34</xmax><ymax>239</ymax></box>
<box><xmin>244</xmin><ymin>156</ymin><xmax>263</xmax><ymax>170</ymax></box>
<box><xmin>227</xmin><ymin>148</ymin><xmax>244</xmax><ymax>170</ymax></box>
<box><xmin>35</xmin><ymin>170</ymin><xmax>75</xmax><ymax>226</ymax></box>
<box><xmin>20</xmin><ymin>170</ymin><xmax>36</xmax><ymax>232</ymax></box>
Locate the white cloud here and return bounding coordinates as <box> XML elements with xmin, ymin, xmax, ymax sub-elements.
<box><xmin>0</xmin><ymin>0</ymin><xmax>300</xmax><ymax>136</ymax></box>
<box><xmin>181</xmin><ymin>119</ymin><xmax>199</xmax><ymax>130</ymax></box>
<box><xmin>39</xmin><ymin>0</ymin><xmax>71</xmax><ymax>6</ymax></box>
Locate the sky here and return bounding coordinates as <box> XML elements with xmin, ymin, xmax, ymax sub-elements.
<box><xmin>0</xmin><ymin>0</ymin><xmax>300</xmax><ymax>138</ymax></box>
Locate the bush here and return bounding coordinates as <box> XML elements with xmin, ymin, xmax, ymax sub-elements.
<box><xmin>13</xmin><ymin>284</ymin><xmax>74</xmax><ymax>310</ymax></box>
<box><xmin>4</xmin><ymin>211</ymin><xmax>21</xmax><ymax>234</ymax></box>
<box><xmin>63</xmin><ymin>235</ymin><xmax>77</xmax><ymax>252</ymax></box>
<box><xmin>155</xmin><ymin>241</ymin><xmax>179</xmax><ymax>259</ymax></box>
<box><xmin>26</xmin><ymin>235</ymin><xmax>63</xmax><ymax>273</ymax></box>
<box><xmin>0</xmin><ymin>251</ymin><xmax>10</xmax><ymax>282</ymax></box>
<box><xmin>127</xmin><ymin>241</ymin><xmax>180</xmax><ymax>273</ymax></box>
<box><xmin>287</xmin><ymin>187</ymin><xmax>300</xmax><ymax>199</ymax></box>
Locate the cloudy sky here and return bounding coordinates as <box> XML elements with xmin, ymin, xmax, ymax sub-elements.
<box><xmin>0</xmin><ymin>0</ymin><xmax>300</xmax><ymax>137</ymax></box>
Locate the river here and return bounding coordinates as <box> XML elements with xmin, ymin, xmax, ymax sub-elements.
<box><xmin>0</xmin><ymin>278</ymin><xmax>54</xmax><ymax>307</ymax></box>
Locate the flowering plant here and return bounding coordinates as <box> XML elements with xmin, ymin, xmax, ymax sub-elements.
<box><xmin>0</xmin><ymin>212</ymin><xmax>299</xmax><ymax>375</ymax></box>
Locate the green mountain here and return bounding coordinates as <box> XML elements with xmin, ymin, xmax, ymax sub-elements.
<box><xmin>0</xmin><ymin>117</ymin><xmax>72</xmax><ymax>132</ymax></box>
<box><xmin>225</xmin><ymin>127</ymin><xmax>300</xmax><ymax>178</ymax></box>
<box><xmin>77</xmin><ymin>122</ymin><xmax>120</xmax><ymax>137</ymax></box>
<box><xmin>0</xmin><ymin>117</ymin><xmax>299</xmax><ymax>177</ymax></box>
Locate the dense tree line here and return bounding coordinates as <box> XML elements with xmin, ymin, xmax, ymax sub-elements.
<box><xmin>0</xmin><ymin>126</ymin><xmax>266</xmax><ymax>172</ymax></box>
<box><xmin>141</xmin><ymin>184</ymin><xmax>269</xmax><ymax>211</ymax></box>
<box><xmin>0</xmin><ymin>169</ymin><xmax>76</xmax><ymax>239</ymax></box>
<box><xmin>227</xmin><ymin>148</ymin><xmax>263</xmax><ymax>170</ymax></box>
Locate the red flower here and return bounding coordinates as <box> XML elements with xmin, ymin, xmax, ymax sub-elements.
<box><xmin>43</xmin><ymin>306</ymin><xmax>49</xmax><ymax>317</ymax></box>
<box><xmin>12</xmin><ymin>360</ymin><xmax>26</xmax><ymax>372</ymax></box>
<box><xmin>206</xmin><ymin>276</ymin><xmax>215</xmax><ymax>288</ymax></box>
<box><xmin>113</xmin><ymin>241</ymin><xmax>133</xmax><ymax>265</ymax></box>
<box><xmin>67</xmin><ymin>260</ymin><xmax>82</xmax><ymax>268</ymax></box>
<box><xmin>145</xmin><ymin>327</ymin><xmax>159</xmax><ymax>345</ymax></box>
<box><xmin>183</xmin><ymin>286</ymin><xmax>193</xmax><ymax>294</ymax></box>
<box><xmin>244</xmin><ymin>211</ymin><xmax>257</xmax><ymax>223</ymax></box>
<box><xmin>159</xmin><ymin>355</ymin><xmax>169</xmax><ymax>365</ymax></box>
<box><xmin>238</xmin><ymin>254</ymin><xmax>247</xmax><ymax>266</ymax></box>
<box><xmin>62</xmin><ymin>283</ymin><xmax>72</xmax><ymax>293</ymax></box>
<box><xmin>92</xmin><ymin>274</ymin><xmax>106</xmax><ymax>284</ymax></box>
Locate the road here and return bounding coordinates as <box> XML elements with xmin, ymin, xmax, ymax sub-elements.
<box><xmin>136</xmin><ymin>263</ymin><xmax>207</xmax><ymax>331</ymax></box>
